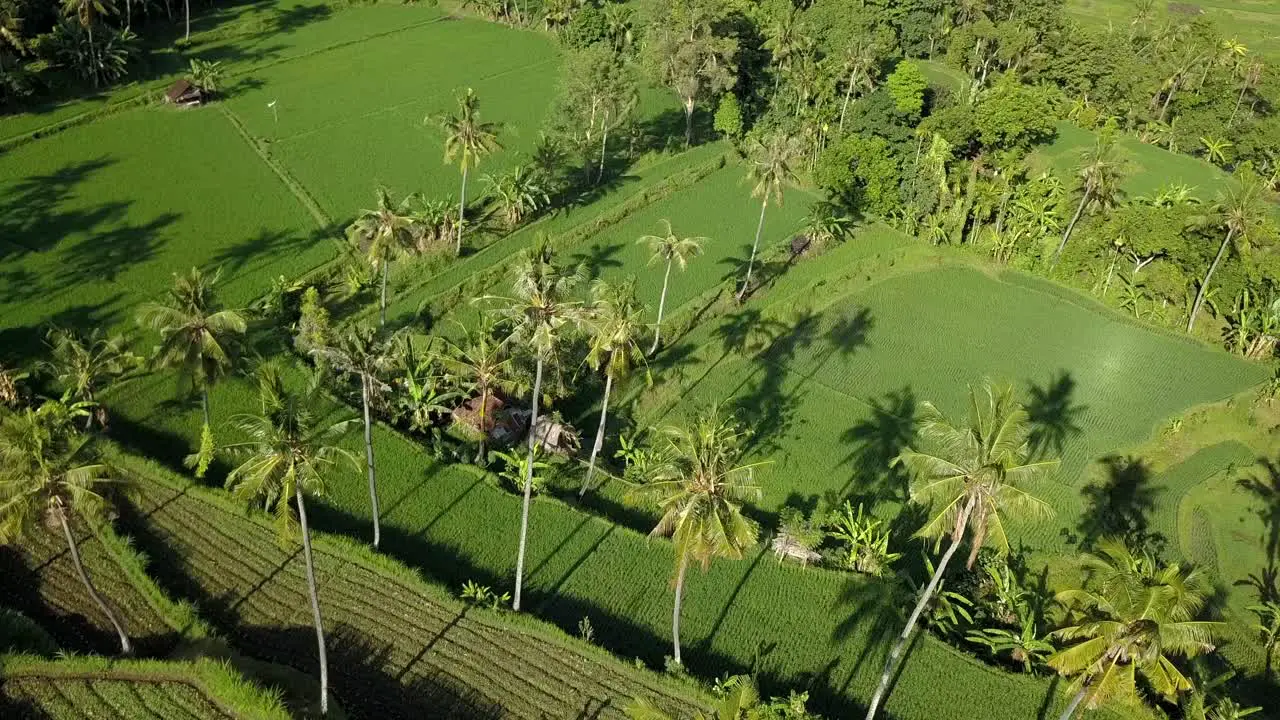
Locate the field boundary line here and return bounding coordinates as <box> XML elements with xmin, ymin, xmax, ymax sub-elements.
<box><xmin>217</xmin><ymin>105</ymin><xmax>332</xmax><ymax>231</ymax></box>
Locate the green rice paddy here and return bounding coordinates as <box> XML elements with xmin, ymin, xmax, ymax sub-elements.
<box><xmin>1</xmin><ymin>0</ymin><xmax>1276</xmax><ymax>717</ymax></box>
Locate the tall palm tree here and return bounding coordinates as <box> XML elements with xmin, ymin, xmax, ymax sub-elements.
<box><xmin>42</xmin><ymin>328</ymin><xmax>141</xmax><ymax>430</ymax></box>
<box><xmin>626</xmin><ymin>407</ymin><xmax>762</xmax><ymax>666</ymax></box>
<box><xmin>60</xmin><ymin>0</ymin><xmax>114</xmax><ymax>86</ymax></box>
<box><xmin>348</xmin><ymin>188</ymin><xmax>416</xmax><ymax>326</ymax></box>
<box><xmin>863</xmin><ymin>382</ymin><xmax>1058</xmax><ymax>720</ymax></box>
<box><xmin>1049</xmin><ymin>539</ymin><xmax>1221</xmax><ymax>720</ymax></box>
<box><xmin>310</xmin><ymin>325</ymin><xmax>398</xmax><ymax>550</ymax></box>
<box><xmin>222</xmin><ymin>364</ymin><xmax>356</xmax><ymax>717</ymax></box>
<box><xmin>437</xmin><ymin>88</ymin><xmax>503</xmax><ymax>255</ymax></box>
<box><xmin>580</xmin><ymin>279</ymin><xmax>646</xmax><ymax>497</ymax></box>
<box><xmin>0</xmin><ymin>400</ymin><xmax>130</xmax><ymax>654</ymax></box>
<box><xmin>1052</xmin><ymin>133</ymin><xmax>1124</xmax><ymax>268</ymax></box>
<box><xmin>738</xmin><ymin>132</ymin><xmax>801</xmax><ymax>302</ymax></box>
<box><xmin>440</xmin><ymin>319</ymin><xmax>520</xmax><ymax>466</ymax></box>
<box><xmin>1187</xmin><ymin>170</ymin><xmax>1270</xmax><ymax>332</ymax></box>
<box><xmin>136</xmin><ymin>267</ymin><xmax>246</xmax><ymax>432</ymax></box>
<box><xmin>639</xmin><ymin>220</ymin><xmax>704</xmax><ymax>355</ymax></box>
<box><xmin>490</xmin><ymin>242</ymin><xmax>585</xmax><ymax>611</ymax></box>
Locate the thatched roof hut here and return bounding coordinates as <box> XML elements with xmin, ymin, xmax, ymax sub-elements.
<box><xmin>771</xmin><ymin>533</ymin><xmax>822</xmax><ymax>566</ymax></box>
<box><xmin>164</xmin><ymin>79</ymin><xmax>204</xmax><ymax>107</ymax></box>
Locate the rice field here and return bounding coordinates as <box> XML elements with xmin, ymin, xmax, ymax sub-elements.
<box><xmin>640</xmin><ymin>257</ymin><xmax>1265</xmax><ymax>546</ymax></box>
<box><xmin>1066</xmin><ymin>0</ymin><xmax>1280</xmax><ymax>58</ymax></box>
<box><xmin>1028</xmin><ymin>121</ymin><xmax>1233</xmax><ymax>199</ymax></box>
<box><xmin>0</xmin><ymin>517</ymin><xmax>194</xmax><ymax>657</ymax></box>
<box><xmin>113</xmin><ymin>451</ymin><xmax>710</xmax><ymax>720</ymax></box>
<box><xmin>0</xmin><ymin>655</ymin><xmax>291</xmax><ymax>720</ymax></box>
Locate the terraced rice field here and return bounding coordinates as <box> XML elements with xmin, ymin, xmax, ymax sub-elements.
<box><xmin>0</xmin><ymin>657</ymin><xmax>290</xmax><ymax>720</ymax></box>
<box><xmin>0</xmin><ymin>520</ymin><xmax>176</xmax><ymax>657</ymax></box>
<box><xmin>117</xmin><ymin>453</ymin><xmax>709</xmax><ymax>720</ymax></box>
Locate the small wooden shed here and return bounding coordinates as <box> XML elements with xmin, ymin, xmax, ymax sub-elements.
<box><xmin>165</xmin><ymin>79</ymin><xmax>204</xmax><ymax>107</ymax></box>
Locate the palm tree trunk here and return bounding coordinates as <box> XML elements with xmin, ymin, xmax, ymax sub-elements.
<box><xmin>672</xmin><ymin>554</ymin><xmax>688</xmax><ymax>665</ymax></box>
<box><xmin>87</xmin><ymin>23</ymin><xmax>97</xmax><ymax>87</ymax></box>
<box><xmin>126</xmin><ymin>0</ymin><xmax>131</xmax><ymax>27</ymax></box>
<box><xmin>839</xmin><ymin>70</ymin><xmax>855</xmax><ymax>134</ymax></box>
<box><xmin>201</xmin><ymin>387</ymin><xmax>211</xmax><ymax>428</ymax></box>
<box><xmin>295</xmin><ymin>487</ymin><xmax>329</xmax><ymax>716</ymax></box>
<box><xmin>184</xmin><ymin>0</ymin><xmax>190</xmax><ymax>41</ymax></box>
<box><xmin>361</xmin><ymin>375</ymin><xmax>380</xmax><ymax>550</ymax></box>
<box><xmin>1058</xmin><ymin>684</ymin><xmax>1089</xmax><ymax>720</ymax></box>
<box><xmin>596</xmin><ymin>124</ymin><xmax>609</xmax><ymax>185</ymax></box>
<box><xmin>864</xmin><ymin>495</ymin><xmax>976</xmax><ymax>720</ymax></box>
<box><xmin>683</xmin><ymin>98</ymin><xmax>695</xmax><ymax>149</ymax></box>
<box><xmin>649</xmin><ymin>259</ymin><xmax>674</xmax><ymax>355</ymax></box>
<box><xmin>513</xmin><ymin>357</ymin><xmax>544</xmax><ymax>612</ymax></box>
<box><xmin>458</xmin><ymin>166</ymin><xmax>469</xmax><ymax>255</ymax></box>
<box><xmin>580</xmin><ymin>371</ymin><xmax>613</xmax><ymax>497</ymax></box>
<box><xmin>1228</xmin><ymin>83</ymin><xmax>1248</xmax><ymax>127</ymax></box>
<box><xmin>58</xmin><ymin>508</ymin><xmax>131</xmax><ymax>655</ymax></box>
<box><xmin>1052</xmin><ymin>190</ymin><xmax>1089</xmax><ymax>269</ymax></box>
<box><xmin>1158</xmin><ymin>78</ymin><xmax>1178</xmax><ymax>122</ymax></box>
<box><xmin>475</xmin><ymin>386</ymin><xmax>489</xmax><ymax>465</ymax></box>
<box><xmin>1187</xmin><ymin>227</ymin><xmax>1234</xmax><ymax>333</ymax></box>
<box><xmin>379</xmin><ymin>262</ymin><xmax>389</xmax><ymax>327</ymax></box>
<box><xmin>737</xmin><ymin>197</ymin><xmax>769</xmax><ymax>302</ymax></box>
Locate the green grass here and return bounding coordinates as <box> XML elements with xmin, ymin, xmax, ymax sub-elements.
<box><xmin>109</xmin><ymin>449</ymin><xmax>711</xmax><ymax>720</ymax></box>
<box><xmin>0</xmin><ymin>654</ymin><xmax>292</xmax><ymax>720</ymax></box>
<box><xmin>0</xmin><ymin>0</ymin><xmax>449</xmax><ymax>144</ymax></box>
<box><xmin>1029</xmin><ymin>121</ymin><xmax>1233</xmax><ymax>198</ymax></box>
<box><xmin>0</xmin><ymin>105</ymin><xmax>333</xmax><ymax>357</ymax></box>
<box><xmin>1066</xmin><ymin>0</ymin><xmax>1280</xmax><ymax>58</ymax></box>
<box><xmin>641</xmin><ymin>257</ymin><xmax>1264</xmax><ymax>545</ymax></box>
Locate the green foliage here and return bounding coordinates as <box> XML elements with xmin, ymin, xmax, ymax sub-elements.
<box><xmin>193</xmin><ymin>422</ymin><xmax>214</xmax><ymax>479</ymax></box>
<box><xmin>815</xmin><ymin>134</ymin><xmax>901</xmax><ymax>215</ymax></box>
<box><xmin>713</xmin><ymin>93</ymin><xmax>744</xmax><ymax>140</ymax></box>
<box><xmin>885</xmin><ymin>60</ymin><xmax>927</xmax><ymax>117</ymax></box>
<box><xmin>186</xmin><ymin>58</ymin><xmax>224</xmax><ymax>93</ymax></box>
<box><xmin>460</xmin><ymin>579</ymin><xmax>511</xmax><ymax>610</ymax></box>
<box><xmin>824</xmin><ymin>501</ymin><xmax>899</xmax><ymax>577</ymax></box>
<box><xmin>562</xmin><ymin>4</ymin><xmax>607</xmax><ymax>49</ymax></box>
<box><xmin>973</xmin><ymin>76</ymin><xmax>1058</xmax><ymax>156</ymax></box>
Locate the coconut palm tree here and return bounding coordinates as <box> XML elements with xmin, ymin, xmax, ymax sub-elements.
<box><xmin>580</xmin><ymin>279</ymin><xmax>647</xmax><ymax>497</ymax></box>
<box><xmin>1249</xmin><ymin>601</ymin><xmax>1280</xmax><ymax>679</ymax></box>
<box><xmin>437</xmin><ymin>88</ymin><xmax>503</xmax><ymax>255</ymax></box>
<box><xmin>440</xmin><ymin>318</ymin><xmax>520</xmax><ymax>466</ymax></box>
<box><xmin>0</xmin><ymin>399</ymin><xmax>130</xmax><ymax>654</ymax></box>
<box><xmin>0</xmin><ymin>363</ymin><xmax>28</xmax><ymax>408</ymax></box>
<box><xmin>310</xmin><ymin>325</ymin><xmax>398</xmax><ymax>550</ymax></box>
<box><xmin>1049</xmin><ymin>539</ymin><xmax>1222</xmax><ymax>720</ymax></box>
<box><xmin>60</xmin><ymin>0</ymin><xmax>114</xmax><ymax>86</ymax></box>
<box><xmin>41</xmin><ymin>328</ymin><xmax>142</xmax><ymax>430</ymax></box>
<box><xmin>489</xmin><ymin>242</ymin><xmax>586</xmax><ymax>611</ymax></box>
<box><xmin>639</xmin><ymin>220</ymin><xmax>704</xmax><ymax>355</ymax></box>
<box><xmin>1052</xmin><ymin>133</ymin><xmax>1125</xmax><ymax>268</ymax></box>
<box><xmin>627</xmin><ymin>407</ymin><xmax>762</xmax><ymax>666</ymax></box>
<box><xmin>136</xmin><ymin>267</ymin><xmax>246</xmax><ymax>433</ymax></box>
<box><xmin>863</xmin><ymin>382</ymin><xmax>1058</xmax><ymax>720</ymax></box>
<box><xmin>738</xmin><ymin>132</ymin><xmax>801</xmax><ymax>302</ymax></box>
<box><xmin>348</xmin><ymin>188</ymin><xmax>417</xmax><ymax>326</ymax></box>
<box><xmin>222</xmin><ymin>363</ymin><xmax>356</xmax><ymax>717</ymax></box>
<box><xmin>1188</xmin><ymin>169</ymin><xmax>1271</xmax><ymax>333</ymax></box>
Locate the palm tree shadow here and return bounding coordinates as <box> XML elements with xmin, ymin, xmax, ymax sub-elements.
<box><xmin>839</xmin><ymin>387</ymin><xmax>918</xmax><ymax>506</ymax></box>
<box><xmin>1077</xmin><ymin>455</ymin><xmax>1163</xmax><ymax>553</ymax></box>
<box><xmin>831</xmin><ymin>574</ymin><xmax>909</xmax><ymax>683</ymax></box>
<box><xmin>1238</xmin><ymin>458</ymin><xmax>1280</xmax><ymax>564</ymax></box>
<box><xmin>1025</xmin><ymin>371</ymin><xmax>1086</xmax><ymax>460</ymax></box>
<box><xmin>567</xmin><ymin>241</ymin><xmax>625</xmax><ymax>280</ymax></box>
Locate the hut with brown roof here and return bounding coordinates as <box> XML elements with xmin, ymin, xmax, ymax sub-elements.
<box><xmin>164</xmin><ymin>79</ymin><xmax>204</xmax><ymax>107</ymax></box>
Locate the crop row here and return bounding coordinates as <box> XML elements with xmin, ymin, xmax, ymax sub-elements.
<box><xmin>0</xmin><ymin>519</ymin><xmax>176</xmax><ymax>656</ymax></box>
<box><xmin>116</xmin><ymin>450</ymin><xmax>709</xmax><ymax>720</ymax></box>
<box><xmin>0</xmin><ymin>655</ymin><xmax>291</xmax><ymax>720</ymax></box>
